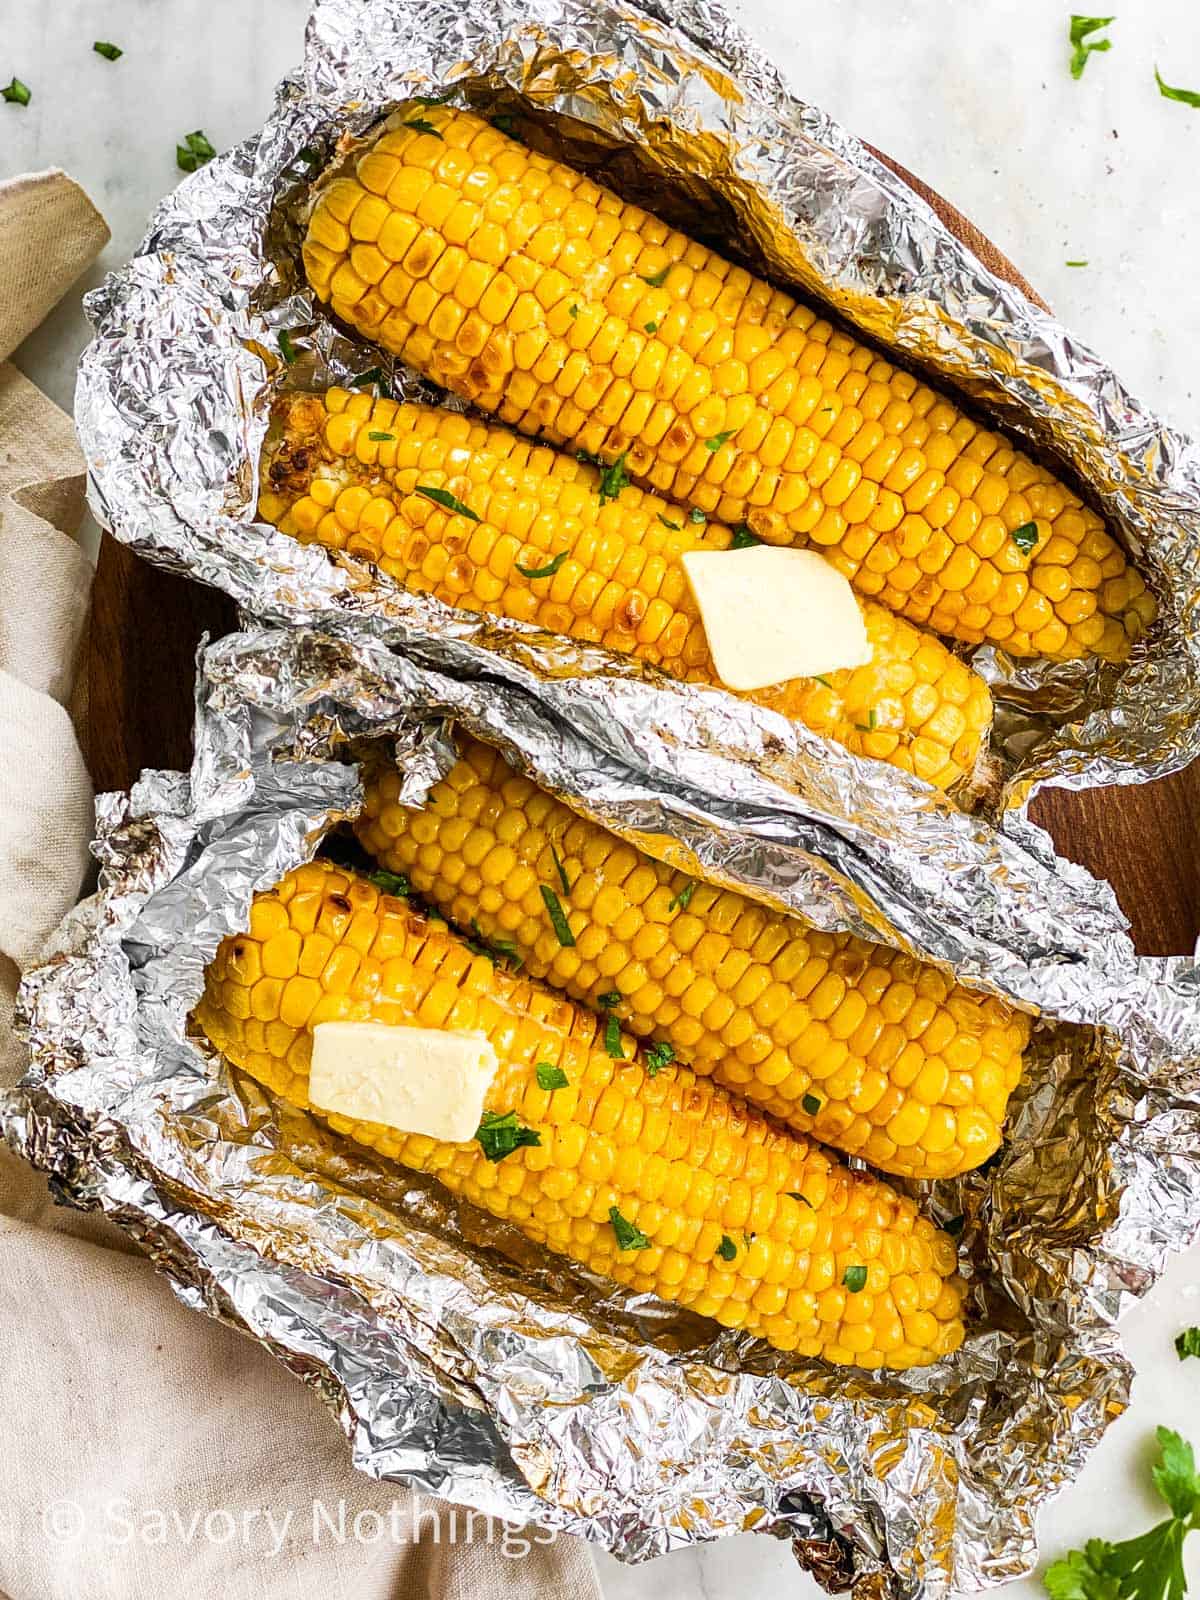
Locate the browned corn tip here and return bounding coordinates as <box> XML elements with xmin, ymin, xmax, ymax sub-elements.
<box><xmin>194</xmin><ymin>858</ymin><xmax>967</xmax><ymax>1369</ymax></box>
<box><xmin>300</xmin><ymin>104</ymin><xmax>1155</xmax><ymax>666</ymax></box>
<box><xmin>355</xmin><ymin>735</ymin><xmax>1031</xmax><ymax>1179</ymax></box>
<box><xmin>259</xmin><ymin>387</ymin><xmax>994</xmax><ymax>793</ymax></box>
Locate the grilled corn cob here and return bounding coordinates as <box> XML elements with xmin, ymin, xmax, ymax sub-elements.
<box><xmin>303</xmin><ymin>105</ymin><xmax>1155</xmax><ymax>664</ymax></box>
<box><xmin>260</xmin><ymin>389</ymin><xmax>993</xmax><ymax>791</ymax></box>
<box><xmin>195</xmin><ymin>859</ymin><xmax>966</xmax><ymax>1368</ymax></box>
<box><xmin>356</xmin><ymin>737</ymin><xmax>1030</xmax><ymax>1180</ymax></box>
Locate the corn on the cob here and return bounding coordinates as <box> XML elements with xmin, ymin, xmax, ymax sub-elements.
<box><xmin>260</xmin><ymin>389</ymin><xmax>994</xmax><ymax>791</ymax></box>
<box><xmin>302</xmin><ymin>105</ymin><xmax>1155</xmax><ymax>665</ymax></box>
<box><xmin>195</xmin><ymin>859</ymin><xmax>966</xmax><ymax>1368</ymax></box>
<box><xmin>356</xmin><ymin>737</ymin><xmax>1030</xmax><ymax>1180</ymax></box>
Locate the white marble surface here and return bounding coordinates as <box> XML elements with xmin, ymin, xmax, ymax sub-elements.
<box><xmin>4</xmin><ymin>2</ymin><xmax>1200</xmax><ymax>1597</ymax></box>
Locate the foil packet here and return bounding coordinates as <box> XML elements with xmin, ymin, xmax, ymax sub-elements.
<box><xmin>75</xmin><ymin>0</ymin><xmax>1200</xmax><ymax>830</ymax></box>
<box><xmin>6</xmin><ymin>624</ymin><xmax>1200</xmax><ymax>1598</ymax></box>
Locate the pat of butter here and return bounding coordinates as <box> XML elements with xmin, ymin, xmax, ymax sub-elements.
<box><xmin>309</xmin><ymin>1022</ymin><xmax>499</xmax><ymax>1143</ymax></box>
<box><xmin>681</xmin><ymin>545</ymin><xmax>873</xmax><ymax>690</ymax></box>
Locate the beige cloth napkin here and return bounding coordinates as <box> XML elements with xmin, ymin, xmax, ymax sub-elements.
<box><xmin>0</xmin><ymin>171</ymin><xmax>602</xmax><ymax>1600</ymax></box>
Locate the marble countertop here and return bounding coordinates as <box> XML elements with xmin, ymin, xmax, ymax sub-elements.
<box><xmin>5</xmin><ymin>2</ymin><xmax>1200</xmax><ymax>1596</ymax></box>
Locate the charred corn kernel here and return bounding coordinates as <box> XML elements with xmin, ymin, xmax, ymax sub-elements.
<box><xmin>261</xmin><ymin>391</ymin><xmax>994</xmax><ymax>794</ymax></box>
<box><xmin>355</xmin><ymin>736</ymin><xmax>1031</xmax><ymax>1179</ymax></box>
<box><xmin>303</xmin><ymin>106</ymin><xmax>1155</xmax><ymax>664</ymax></box>
<box><xmin>196</xmin><ymin>860</ymin><xmax>966</xmax><ymax>1369</ymax></box>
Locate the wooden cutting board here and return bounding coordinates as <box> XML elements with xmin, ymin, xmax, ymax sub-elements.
<box><xmin>84</xmin><ymin>153</ymin><xmax>1200</xmax><ymax>958</ymax></box>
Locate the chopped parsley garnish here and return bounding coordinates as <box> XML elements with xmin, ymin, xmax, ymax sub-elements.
<box><xmin>516</xmin><ymin>550</ymin><xmax>568</xmax><ymax>580</ymax></box>
<box><xmin>716</xmin><ymin>1235</ymin><xmax>737</xmax><ymax>1262</ymax></box>
<box><xmin>1069</xmin><ymin>15</ymin><xmax>1115</xmax><ymax>81</ymax></box>
<box><xmin>604</xmin><ymin>1014</ymin><xmax>624</xmax><ymax>1059</ymax></box>
<box><xmin>729</xmin><ymin>523</ymin><xmax>761</xmax><ymax>549</ymax></box>
<box><xmin>416</xmin><ymin>485</ymin><xmax>479</xmax><ymax>521</ymax></box>
<box><xmin>595</xmin><ymin>451</ymin><xmax>632</xmax><ymax>505</ymax></box>
<box><xmin>368</xmin><ymin>430</ymin><xmax>395</xmax><ymax>442</ymax></box>
<box><xmin>814</xmin><ymin>674</ymin><xmax>833</xmax><ymax>688</ymax></box>
<box><xmin>802</xmin><ymin>1092</ymin><xmax>821</xmax><ymax>1116</ymax></box>
<box><xmin>297</xmin><ymin>146</ymin><xmax>323</xmax><ymax>170</ymax></box>
<box><xmin>350</xmin><ymin>367</ymin><xmax>389</xmax><ymax>393</ymax></box>
<box><xmin>689</xmin><ymin>508</ymin><xmax>706</xmax><ymax>525</ymax></box>
<box><xmin>788</xmin><ymin>1191</ymin><xmax>813</xmax><ymax>1207</ymax></box>
<box><xmin>1044</xmin><ymin>1427</ymin><xmax>1200</xmax><ymax>1600</ymax></box>
<box><xmin>540</xmin><ymin>884</ymin><xmax>575</xmax><ymax>947</ymax></box>
<box><xmin>597</xmin><ymin>990</ymin><xmax>622</xmax><ymax>1010</ymax></box>
<box><xmin>1011</xmin><ymin>520</ymin><xmax>1039</xmax><ymax>556</ymax></box>
<box><xmin>93</xmin><ymin>41</ymin><xmax>123</xmax><ymax>61</ymax></box>
<box><xmin>404</xmin><ymin>116</ymin><xmax>443</xmax><ymax>138</ymax></box>
<box><xmin>843</xmin><ymin>1265</ymin><xmax>868</xmax><ymax>1294</ymax></box>
<box><xmin>467</xmin><ymin>919</ymin><xmax>523</xmax><ymax>971</ymax></box>
<box><xmin>644</xmin><ymin>320</ymin><xmax>659</xmax><ymax>334</ymax></box>
<box><xmin>645</xmin><ymin>1040</ymin><xmax>675</xmax><ymax>1076</ymax></box>
<box><xmin>609</xmin><ymin>1207</ymin><xmax>650</xmax><ymax>1251</ymax></box>
<box><xmin>177</xmin><ymin>129</ymin><xmax>216</xmax><ymax>172</ymax></box>
<box><xmin>1176</xmin><ymin>1328</ymin><xmax>1200</xmax><ymax>1360</ymax></box>
<box><xmin>2</xmin><ymin>78</ymin><xmax>31</xmax><ymax>106</ymax></box>
<box><xmin>550</xmin><ymin>843</ymin><xmax>571</xmax><ymax>896</ymax></box>
<box><xmin>1066</xmin><ymin>259</ymin><xmax>1089</xmax><ymax>267</ymax></box>
<box><xmin>278</xmin><ymin>330</ymin><xmax>299</xmax><ymax>365</ymax></box>
<box><xmin>640</xmin><ymin>265</ymin><xmax>671</xmax><ymax>288</ymax></box>
<box><xmin>1156</xmin><ymin>67</ymin><xmax>1200</xmax><ymax>108</ymax></box>
<box><xmin>568</xmin><ymin>303</ymin><xmax>580</xmax><ymax>319</ymax></box>
<box><xmin>855</xmin><ymin>709</ymin><xmax>878</xmax><ymax>733</ymax></box>
<box><xmin>668</xmin><ymin>880</ymin><xmax>695</xmax><ymax>913</ymax></box>
<box><xmin>658</xmin><ymin>514</ymin><xmax>681</xmax><ymax>531</ymax></box>
<box><xmin>476</xmin><ymin>1109</ymin><xmax>541</xmax><ymax>1162</ymax></box>
<box><xmin>705</xmin><ymin>430</ymin><xmax>735</xmax><ymax>453</ymax></box>
<box><xmin>536</xmin><ymin>1062</ymin><xmax>569</xmax><ymax>1092</ymax></box>
<box><xmin>492</xmin><ymin>113</ymin><xmax>517</xmax><ymax>134</ymax></box>
<box><xmin>367</xmin><ymin>869</ymin><xmax>410</xmax><ymax>897</ymax></box>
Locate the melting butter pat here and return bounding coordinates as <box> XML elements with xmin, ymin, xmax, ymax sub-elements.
<box><xmin>681</xmin><ymin>545</ymin><xmax>873</xmax><ymax>690</ymax></box>
<box><xmin>309</xmin><ymin>1022</ymin><xmax>499</xmax><ymax>1142</ymax></box>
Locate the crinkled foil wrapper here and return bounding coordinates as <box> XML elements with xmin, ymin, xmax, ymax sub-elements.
<box><xmin>6</xmin><ymin>625</ymin><xmax>1200</xmax><ymax>1598</ymax></box>
<box><xmin>74</xmin><ymin>0</ymin><xmax>1200</xmax><ymax>823</ymax></box>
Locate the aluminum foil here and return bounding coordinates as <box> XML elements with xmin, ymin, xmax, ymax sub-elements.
<box><xmin>6</xmin><ymin>625</ymin><xmax>1200</xmax><ymax>1598</ymax></box>
<box><xmin>74</xmin><ymin>0</ymin><xmax>1200</xmax><ymax>829</ymax></box>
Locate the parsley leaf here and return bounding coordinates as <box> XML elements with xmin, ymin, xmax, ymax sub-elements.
<box><xmin>2</xmin><ymin>78</ymin><xmax>31</xmax><ymax>106</ymax></box>
<box><xmin>1156</xmin><ymin>68</ymin><xmax>1200</xmax><ymax>108</ymax></box>
<box><xmin>604</xmin><ymin>1014</ymin><xmax>625</xmax><ymax>1059</ymax></box>
<box><xmin>843</xmin><ymin>1265</ymin><xmax>867</xmax><ymax>1293</ymax></box>
<box><xmin>640</xmin><ymin>265</ymin><xmax>671</xmax><ymax>287</ymax></box>
<box><xmin>368</xmin><ymin>430</ymin><xmax>395</xmax><ymax>442</ymax></box>
<box><xmin>788</xmin><ymin>1191</ymin><xmax>813</xmax><ymax>1208</ymax></box>
<box><xmin>278</xmin><ymin>330</ymin><xmax>299</xmax><ymax>366</ymax></box>
<box><xmin>596</xmin><ymin>451</ymin><xmax>631</xmax><ymax>505</ymax></box>
<box><xmin>568</xmin><ymin>303</ymin><xmax>580</xmax><ymax>318</ymax></box>
<box><xmin>730</xmin><ymin>523</ymin><xmax>761</xmax><ymax>549</ymax></box>
<box><xmin>1176</xmin><ymin>1328</ymin><xmax>1200</xmax><ymax>1361</ymax></box>
<box><xmin>1044</xmin><ymin>1427</ymin><xmax>1200</xmax><ymax>1600</ymax></box>
<box><xmin>644</xmin><ymin>320</ymin><xmax>659</xmax><ymax>334</ymax></box>
<box><xmin>516</xmin><ymin>550</ymin><xmax>568</xmax><ymax>580</ymax></box>
<box><xmin>1011</xmin><ymin>520</ymin><xmax>1040</xmax><ymax>556</ymax></box>
<box><xmin>1067</xmin><ymin>259</ymin><xmax>1090</xmax><ymax>267</ymax></box>
<box><xmin>476</xmin><ymin>1109</ymin><xmax>541</xmax><ymax>1162</ymax></box>
<box><xmin>548</xmin><ymin>843</ymin><xmax>571</xmax><ymax>896</ymax></box>
<box><xmin>404</xmin><ymin>116</ymin><xmax>443</xmax><ymax>138</ymax></box>
<box><xmin>814</xmin><ymin>674</ymin><xmax>834</xmax><ymax>688</ymax></box>
<box><xmin>705</xmin><ymin>430</ymin><xmax>735</xmax><ymax>453</ymax></box>
<box><xmin>492</xmin><ymin>113</ymin><xmax>517</xmax><ymax>135</ymax></box>
<box><xmin>466</xmin><ymin>918</ymin><xmax>523</xmax><ymax>971</ymax></box>
<box><xmin>536</xmin><ymin>1062</ymin><xmax>568</xmax><ymax>1092</ymax></box>
<box><xmin>367</xmin><ymin>869</ymin><xmax>410</xmax><ymax>897</ymax></box>
<box><xmin>609</xmin><ymin>1206</ymin><xmax>650</xmax><ymax>1250</ymax></box>
<box><xmin>1069</xmin><ymin>16</ymin><xmax>1115</xmax><ymax>81</ymax></box>
<box><xmin>802</xmin><ymin>1092</ymin><xmax>821</xmax><ymax>1115</ymax></box>
<box><xmin>645</xmin><ymin>1040</ymin><xmax>675</xmax><ymax>1076</ymax></box>
<box><xmin>93</xmin><ymin>41</ymin><xmax>123</xmax><ymax>61</ymax></box>
<box><xmin>350</xmin><ymin>367</ymin><xmax>390</xmax><ymax>395</ymax></box>
<box><xmin>177</xmin><ymin>129</ymin><xmax>216</xmax><ymax>172</ymax></box>
<box><xmin>855</xmin><ymin>709</ymin><xmax>878</xmax><ymax>733</ymax></box>
<box><xmin>416</xmin><ymin>484</ymin><xmax>479</xmax><ymax>521</ymax></box>
<box><xmin>668</xmin><ymin>881</ymin><xmax>695</xmax><ymax>913</ymax></box>
<box><xmin>689</xmin><ymin>508</ymin><xmax>706</xmax><ymax>525</ymax></box>
<box><xmin>540</xmin><ymin>884</ymin><xmax>575</xmax><ymax>947</ymax></box>
<box><xmin>658</xmin><ymin>514</ymin><xmax>681</xmax><ymax>531</ymax></box>
<box><xmin>597</xmin><ymin>990</ymin><xmax>622</xmax><ymax>1010</ymax></box>
<box><xmin>716</xmin><ymin>1235</ymin><xmax>737</xmax><ymax>1262</ymax></box>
